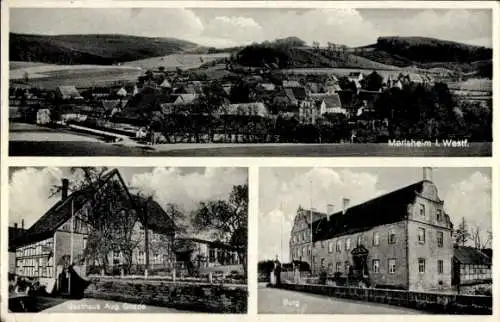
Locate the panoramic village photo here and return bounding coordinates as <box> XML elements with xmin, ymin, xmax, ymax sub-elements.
<box><xmin>7</xmin><ymin>167</ymin><xmax>248</xmax><ymax>313</ymax></box>
<box><xmin>258</xmin><ymin>167</ymin><xmax>492</xmax><ymax>314</ymax></box>
<box><xmin>8</xmin><ymin>7</ymin><xmax>493</xmax><ymax>156</ymax></box>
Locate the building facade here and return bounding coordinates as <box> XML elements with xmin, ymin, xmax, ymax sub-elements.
<box><xmin>11</xmin><ymin>169</ymin><xmax>176</xmax><ymax>284</ymax></box>
<box><xmin>289</xmin><ymin>167</ymin><xmax>454</xmax><ymax>291</ymax></box>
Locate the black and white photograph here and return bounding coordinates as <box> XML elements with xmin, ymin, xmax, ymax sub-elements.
<box><xmin>258</xmin><ymin>167</ymin><xmax>492</xmax><ymax>314</ymax></box>
<box><xmin>7</xmin><ymin>166</ymin><xmax>248</xmax><ymax>313</ymax></box>
<box><xmin>8</xmin><ymin>7</ymin><xmax>493</xmax><ymax>156</ymax></box>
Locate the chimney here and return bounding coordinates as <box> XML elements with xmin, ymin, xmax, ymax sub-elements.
<box><xmin>62</xmin><ymin>178</ymin><xmax>69</xmax><ymax>200</ymax></box>
<box><xmin>423</xmin><ymin>167</ymin><xmax>433</xmax><ymax>182</ymax></box>
<box><xmin>14</xmin><ymin>223</ymin><xmax>18</xmax><ymax>229</ymax></box>
<box><xmin>342</xmin><ymin>198</ymin><xmax>350</xmax><ymax>214</ymax></box>
<box><xmin>21</xmin><ymin>219</ymin><xmax>24</xmax><ymax>229</ymax></box>
<box><xmin>327</xmin><ymin>204</ymin><xmax>335</xmax><ymax>216</ymax></box>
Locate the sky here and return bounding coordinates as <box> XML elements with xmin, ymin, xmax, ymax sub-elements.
<box><xmin>9</xmin><ymin>167</ymin><xmax>248</xmax><ymax>237</ymax></box>
<box><xmin>259</xmin><ymin>167</ymin><xmax>492</xmax><ymax>262</ymax></box>
<box><xmin>10</xmin><ymin>8</ymin><xmax>492</xmax><ymax>48</ymax></box>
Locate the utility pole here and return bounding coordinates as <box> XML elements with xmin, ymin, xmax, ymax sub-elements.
<box><xmin>309</xmin><ymin>180</ymin><xmax>313</xmax><ymax>274</ymax></box>
<box><xmin>69</xmin><ymin>198</ymin><xmax>74</xmax><ymax>295</ymax></box>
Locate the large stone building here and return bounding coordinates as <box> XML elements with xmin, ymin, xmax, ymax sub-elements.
<box><xmin>289</xmin><ymin>167</ymin><xmax>455</xmax><ymax>292</ymax></box>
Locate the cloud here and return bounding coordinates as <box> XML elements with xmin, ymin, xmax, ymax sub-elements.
<box><xmin>203</xmin><ymin>16</ymin><xmax>264</xmax><ymax>44</ymax></box>
<box><xmin>444</xmin><ymin>171</ymin><xmax>492</xmax><ymax>244</ymax></box>
<box><xmin>129</xmin><ymin>167</ymin><xmax>248</xmax><ymax>235</ymax></box>
<box><xmin>9</xmin><ymin>168</ymin><xmax>64</xmax><ymax>228</ymax></box>
<box><xmin>10</xmin><ymin>8</ymin><xmax>491</xmax><ymax>48</ymax></box>
<box><xmin>259</xmin><ymin>168</ymin><xmax>385</xmax><ymax>261</ymax></box>
<box><xmin>9</xmin><ymin>167</ymin><xmax>248</xmax><ymax>234</ymax></box>
<box><xmin>373</xmin><ymin>9</ymin><xmax>493</xmax><ymax>47</ymax></box>
<box><xmin>10</xmin><ymin>8</ymin><xmax>204</xmax><ymax>39</ymax></box>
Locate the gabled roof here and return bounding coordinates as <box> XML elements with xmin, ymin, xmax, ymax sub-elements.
<box><xmin>283</xmin><ymin>80</ymin><xmax>302</xmax><ymax>88</ymax></box>
<box><xmin>312</xmin><ymin>181</ymin><xmax>433</xmax><ymax>241</ymax></box>
<box><xmin>284</xmin><ymin>88</ymin><xmax>297</xmax><ymax>102</ymax></box>
<box><xmin>12</xmin><ymin>169</ymin><xmax>175</xmax><ymax>248</ymax></box>
<box><xmin>131</xmin><ymin>195</ymin><xmax>175</xmax><ymax>235</ymax></box>
<box><xmin>12</xmin><ymin>169</ymin><xmax>125</xmax><ymax>248</ymax></box>
<box><xmin>174</xmin><ymin>93</ymin><xmax>198</xmax><ymax>105</ymax></box>
<box><xmin>323</xmin><ymin>94</ymin><xmax>342</xmax><ymax>109</ymax></box>
<box><xmin>116</xmin><ymin>87</ymin><xmax>128</xmax><ymax>96</ymax></box>
<box><xmin>159</xmin><ymin>80</ymin><xmax>172</xmax><ymax>88</ymax></box>
<box><xmin>57</xmin><ymin>86</ymin><xmax>82</xmax><ymax>99</ymax></box>
<box><xmin>454</xmin><ymin>246</ymin><xmax>492</xmax><ymax>265</ymax></box>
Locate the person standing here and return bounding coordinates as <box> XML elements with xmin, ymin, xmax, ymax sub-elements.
<box><xmin>273</xmin><ymin>255</ymin><xmax>282</xmax><ymax>286</ymax></box>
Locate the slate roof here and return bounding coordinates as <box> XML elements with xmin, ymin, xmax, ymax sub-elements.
<box><xmin>284</xmin><ymin>88</ymin><xmax>297</xmax><ymax>102</ymax></box>
<box><xmin>11</xmin><ymin>169</ymin><xmax>174</xmax><ymax>248</ymax></box>
<box><xmin>454</xmin><ymin>246</ymin><xmax>492</xmax><ymax>265</ymax></box>
<box><xmin>312</xmin><ymin>181</ymin><xmax>438</xmax><ymax>241</ymax></box>
<box><xmin>174</xmin><ymin>93</ymin><xmax>198</xmax><ymax>105</ymax></box>
<box><xmin>323</xmin><ymin>94</ymin><xmax>342</xmax><ymax>109</ymax></box>
<box><xmin>283</xmin><ymin>80</ymin><xmax>302</xmax><ymax>88</ymax></box>
<box><xmin>57</xmin><ymin>86</ymin><xmax>82</xmax><ymax>100</ymax></box>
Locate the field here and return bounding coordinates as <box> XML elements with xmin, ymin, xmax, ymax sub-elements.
<box><xmin>10</xmin><ymin>62</ymin><xmax>143</xmax><ymax>89</ymax></box>
<box><xmin>125</xmin><ymin>53</ymin><xmax>231</xmax><ymax>70</ymax></box>
<box><xmin>278</xmin><ymin>67</ymin><xmax>405</xmax><ymax>78</ymax></box>
<box><xmin>448</xmin><ymin>78</ymin><xmax>492</xmax><ymax>92</ymax></box>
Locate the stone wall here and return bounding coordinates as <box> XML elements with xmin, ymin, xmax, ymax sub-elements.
<box><xmin>84</xmin><ymin>278</ymin><xmax>248</xmax><ymax>313</ymax></box>
<box><xmin>270</xmin><ymin>283</ymin><xmax>491</xmax><ymax>314</ymax></box>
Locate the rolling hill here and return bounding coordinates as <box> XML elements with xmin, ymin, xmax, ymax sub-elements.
<box><xmin>355</xmin><ymin>37</ymin><xmax>492</xmax><ymax>75</ymax></box>
<box><xmin>10</xmin><ymin>33</ymin><xmax>198</xmax><ymax>65</ymax></box>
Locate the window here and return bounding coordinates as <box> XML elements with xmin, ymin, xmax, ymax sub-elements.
<box><xmin>320</xmin><ymin>258</ymin><xmax>325</xmax><ymax>268</ymax></box>
<box><xmin>345</xmin><ymin>238</ymin><xmax>351</xmax><ymax>250</ymax></box>
<box><xmin>438</xmin><ymin>260</ymin><xmax>443</xmax><ymax>274</ymax></box>
<box><xmin>372</xmin><ymin>259</ymin><xmax>380</xmax><ymax>273</ymax></box>
<box><xmin>328</xmin><ymin>263</ymin><xmax>334</xmax><ymax>274</ymax></box>
<box><xmin>302</xmin><ymin>247</ymin><xmax>306</xmax><ymax>257</ymax></box>
<box><xmin>419</xmin><ymin>204</ymin><xmax>425</xmax><ymax>217</ymax></box>
<box><xmin>308</xmin><ymin>246</ymin><xmax>311</xmax><ymax>255</ymax></box>
<box><xmin>83</xmin><ymin>237</ymin><xmax>88</xmax><ymax>250</ymax></box>
<box><xmin>373</xmin><ymin>232</ymin><xmax>380</xmax><ymax>246</ymax></box>
<box><xmin>336</xmin><ymin>240</ymin><xmax>342</xmax><ymax>253</ymax></box>
<box><xmin>328</xmin><ymin>241</ymin><xmax>333</xmax><ymax>253</ymax></box>
<box><xmin>357</xmin><ymin>235</ymin><xmax>362</xmax><ymax>246</ymax></box>
<box><xmin>388</xmin><ymin>230</ymin><xmax>396</xmax><ymax>244</ymax></box>
<box><xmin>344</xmin><ymin>261</ymin><xmax>350</xmax><ymax>273</ymax></box>
<box><xmin>437</xmin><ymin>231</ymin><xmax>444</xmax><ymax>247</ymax></box>
<box><xmin>418</xmin><ymin>228</ymin><xmax>426</xmax><ymax>244</ymax></box>
<box><xmin>436</xmin><ymin>209</ymin><xmax>443</xmax><ymax>221</ymax></box>
<box><xmin>388</xmin><ymin>259</ymin><xmax>396</xmax><ymax>274</ymax></box>
<box><xmin>418</xmin><ymin>258</ymin><xmax>426</xmax><ymax>273</ymax></box>
<box><xmin>336</xmin><ymin>262</ymin><xmax>341</xmax><ymax>272</ymax></box>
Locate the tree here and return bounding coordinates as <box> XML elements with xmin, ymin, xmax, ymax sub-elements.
<box><xmin>364</xmin><ymin>71</ymin><xmax>384</xmax><ymax>91</ymax></box>
<box><xmin>471</xmin><ymin>226</ymin><xmax>492</xmax><ymax>249</ymax></box>
<box><xmin>51</xmin><ymin>168</ymin><xmax>143</xmax><ymax>274</ymax></box>
<box><xmin>454</xmin><ymin>217</ymin><xmax>470</xmax><ymax>246</ymax></box>
<box><xmin>192</xmin><ymin>184</ymin><xmax>248</xmax><ymax>277</ymax></box>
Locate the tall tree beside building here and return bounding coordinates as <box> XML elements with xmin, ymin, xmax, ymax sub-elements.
<box><xmin>454</xmin><ymin>217</ymin><xmax>471</xmax><ymax>246</ymax></box>
<box><xmin>54</xmin><ymin>167</ymin><xmax>141</xmax><ymax>273</ymax></box>
<box><xmin>192</xmin><ymin>184</ymin><xmax>248</xmax><ymax>277</ymax></box>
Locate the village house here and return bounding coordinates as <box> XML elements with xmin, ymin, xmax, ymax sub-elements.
<box><xmin>56</xmin><ymin>86</ymin><xmax>83</xmax><ymax>101</ymax></box>
<box><xmin>452</xmin><ymin>246</ymin><xmax>492</xmax><ymax>286</ymax></box>
<box><xmin>289</xmin><ymin>167</ymin><xmax>455</xmax><ymax>292</ymax></box>
<box><xmin>10</xmin><ymin>169</ymin><xmax>176</xmax><ymax>293</ymax></box>
<box><xmin>174</xmin><ymin>237</ymin><xmax>243</xmax><ymax>276</ymax></box>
